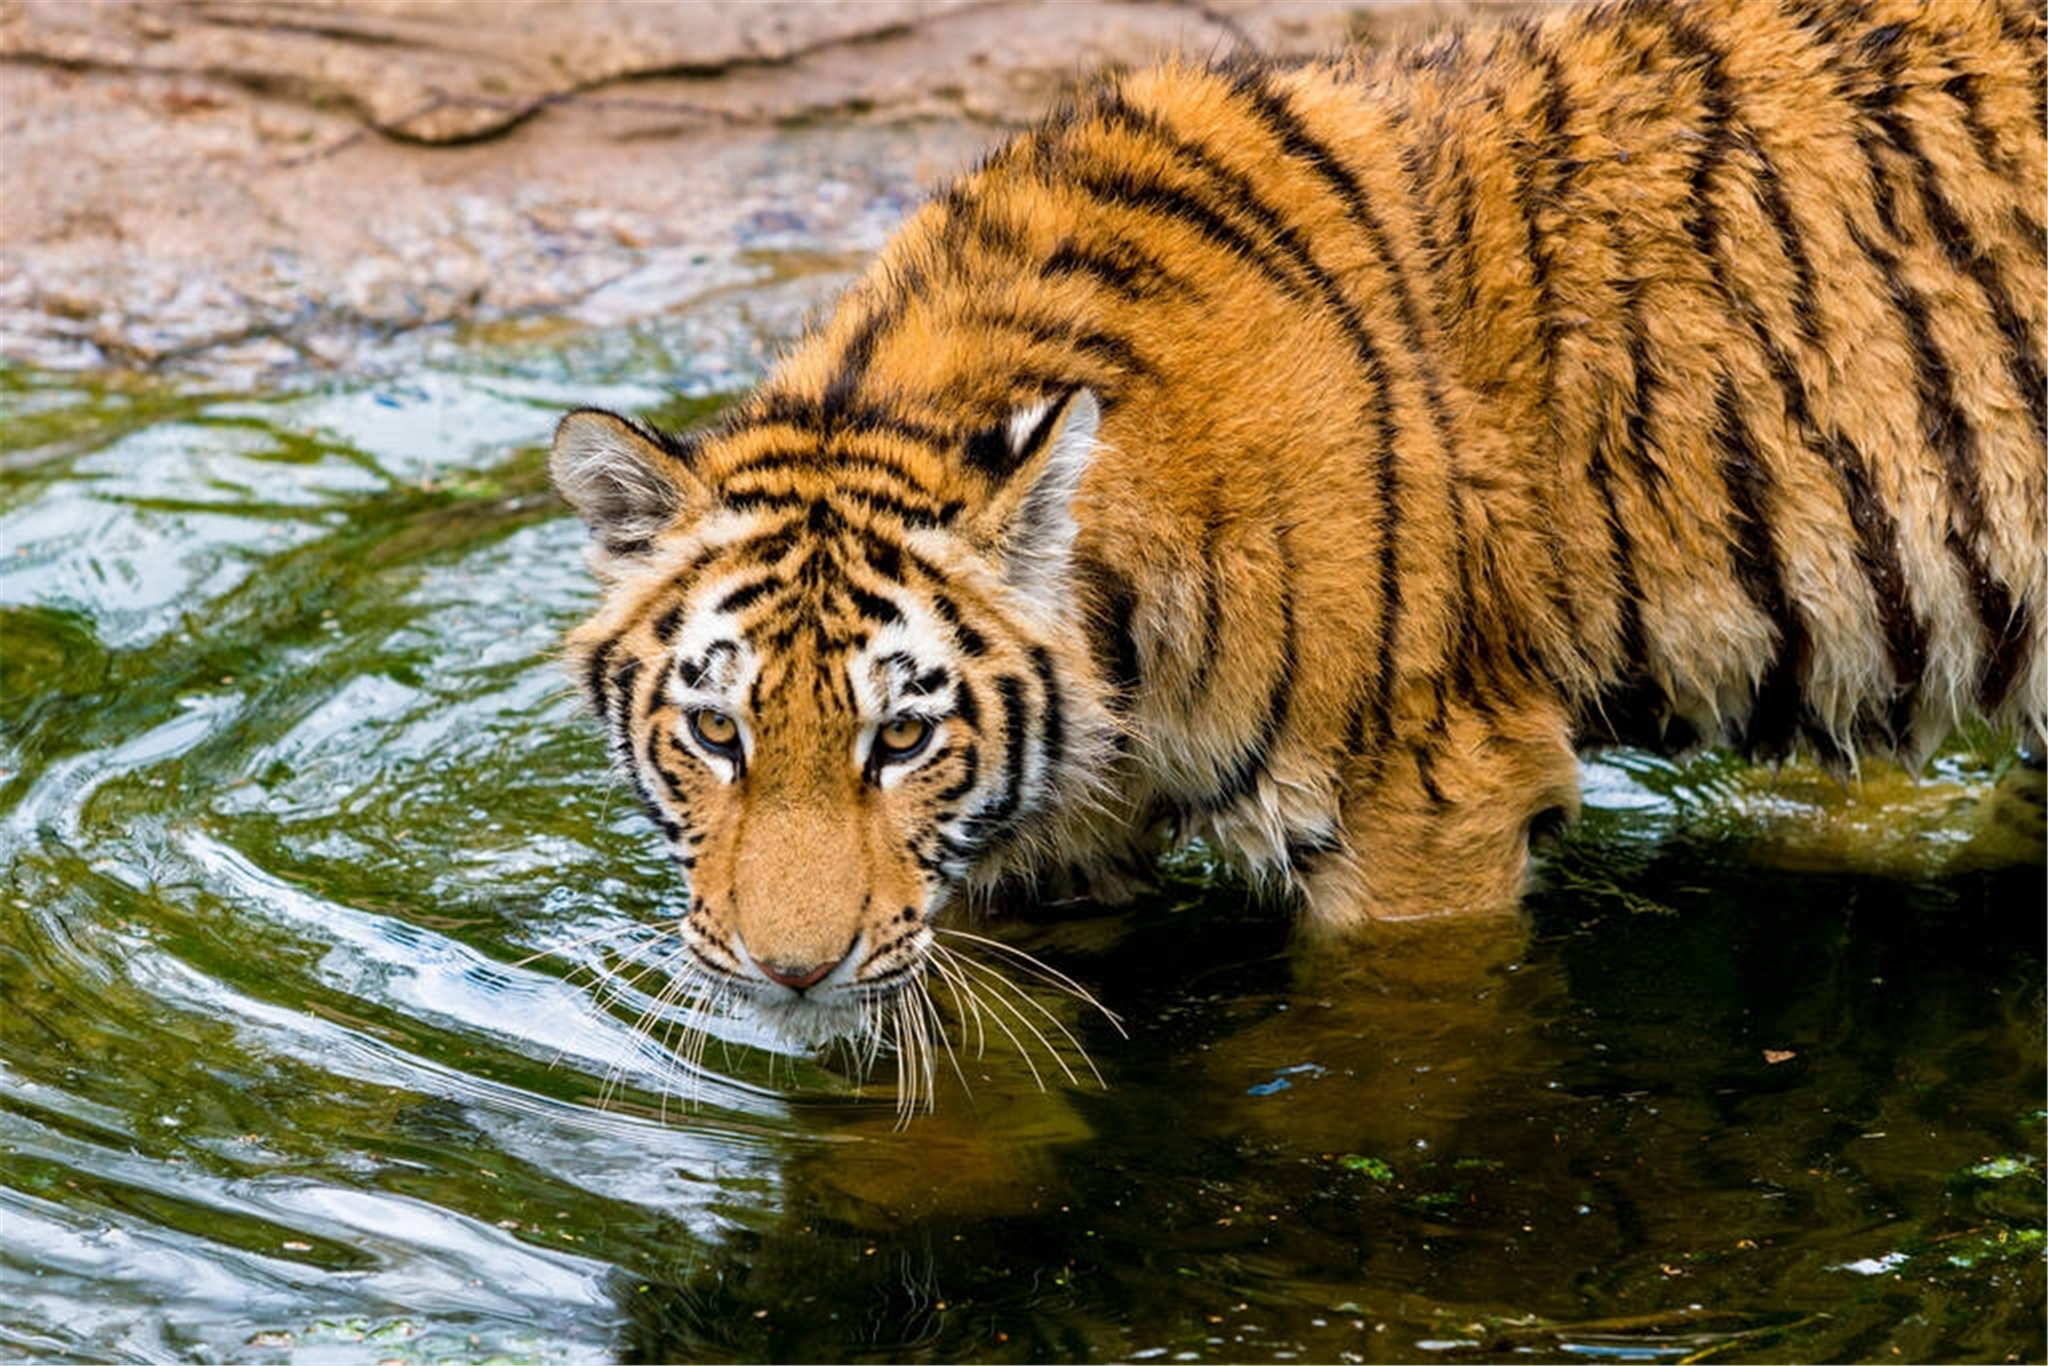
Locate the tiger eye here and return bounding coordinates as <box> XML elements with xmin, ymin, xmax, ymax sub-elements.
<box><xmin>688</xmin><ymin>708</ymin><xmax>740</xmax><ymax>753</ymax></box>
<box><xmin>874</xmin><ymin>716</ymin><xmax>932</xmax><ymax>760</ymax></box>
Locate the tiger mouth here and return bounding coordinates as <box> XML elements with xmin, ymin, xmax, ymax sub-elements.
<box><xmin>609</xmin><ymin>925</ymin><xmax>1121</xmax><ymax>1117</ymax></box>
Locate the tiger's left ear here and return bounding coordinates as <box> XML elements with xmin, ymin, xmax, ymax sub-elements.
<box><xmin>964</xmin><ymin>389</ymin><xmax>1101</xmax><ymax>612</ymax></box>
<box><xmin>550</xmin><ymin>408</ymin><xmax>712</xmax><ymax>577</ymax></box>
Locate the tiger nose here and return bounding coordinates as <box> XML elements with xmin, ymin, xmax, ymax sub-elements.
<box><xmin>751</xmin><ymin>954</ymin><xmax>842</xmax><ymax>991</ymax></box>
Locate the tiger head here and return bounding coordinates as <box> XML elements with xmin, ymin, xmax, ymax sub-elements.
<box><xmin>548</xmin><ymin>388</ymin><xmax>1117</xmax><ymax>1050</ymax></box>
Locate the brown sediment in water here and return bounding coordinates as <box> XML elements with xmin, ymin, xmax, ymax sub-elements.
<box><xmin>0</xmin><ymin>0</ymin><xmax>1500</xmax><ymax>378</ymax></box>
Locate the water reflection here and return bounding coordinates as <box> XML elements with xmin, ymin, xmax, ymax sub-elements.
<box><xmin>609</xmin><ymin>837</ymin><xmax>2041</xmax><ymax>1364</ymax></box>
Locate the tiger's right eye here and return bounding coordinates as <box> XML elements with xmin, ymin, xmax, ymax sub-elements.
<box><xmin>687</xmin><ymin>708</ymin><xmax>741</xmax><ymax>756</ymax></box>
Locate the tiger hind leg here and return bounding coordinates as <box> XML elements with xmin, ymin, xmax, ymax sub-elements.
<box><xmin>1300</xmin><ymin>692</ymin><xmax>1580</xmax><ymax>936</ymax></box>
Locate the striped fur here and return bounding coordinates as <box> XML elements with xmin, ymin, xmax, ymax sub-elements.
<box><xmin>551</xmin><ymin>0</ymin><xmax>2046</xmax><ymax>1058</ymax></box>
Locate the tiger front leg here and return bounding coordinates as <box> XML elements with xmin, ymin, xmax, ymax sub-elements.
<box><xmin>1300</xmin><ymin>692</ymin><xmax>1581</xmax><ymax>935</ymax></box>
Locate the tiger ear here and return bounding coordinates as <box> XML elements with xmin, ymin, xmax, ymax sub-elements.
<box><xmin>964</xmin><ymin>389</ymin><xmax>1101</xmax><ymax>612</ymax></box>
<box><xmin>550</xmin><ymin>408</ymin><xmax>708</xmax><ymax>571</ymax></box>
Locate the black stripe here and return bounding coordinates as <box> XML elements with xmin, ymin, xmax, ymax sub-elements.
<box><xmin>652</xmin><ymin>730</ymin><xmax>695</xmax><ymax>801</ymax></box>
<box><xmin>720</xmin><ymin>443</ymin><xmax>943</xmax><ymax>489</ymax></box>
<box><xmin>652</xmin><ymin>603</ymin><xmax>687</xmax><ymax>643</ymax></box>
<box><xmin>1029</xmin><ymin>645</ymin><xmax>1066</xmax><ymax>785</ymax></box>
<box><xmin>817</xmin><ymin>522</ymin><xmax>924</xmax><ymax>593</ymax></box>
<box><xmin>951</xmin><ymin>677</ymin><xmax>981</xmax><ymax>730</ymax></box>
<box><xmin>583</xmin><ymin>636</ymin><xmax>618</xmax><ymax>724</ymax></box>
<box><xmin>737</xmin><ymin>515</ymin><xmax>810</xmax><ymax>569</ymax></box>
<box><xmin>1828</xmin><ymin>421</ymin><xmax>1929</xmax><ymax>740</ymax></box>
<box><xmin>716</xmin><ymin>450</ymin><xmax>933</xmax><ymax>499</ymax></box>
<box><xmin>1069</xmin><ymin>326</ymin><xmax>1151</xmax><ymax>378</ymax></box>
<box><xmin>627</xmin><ymin>767</ymin><xmax>682</xmax><ymax>845</ymax></box>
<box><xmin>1412</xmin><ymin>741</ymin><xmax>1448</xmax><ymax>810</ymax></box>
<box><xmin>720</xmin><ymin>479</ymin><xmax>960</xmax><ymax>529</ymax></box>
<box><xmin>672</xmin><ymin>646</ymin><xmax>710</xmax><ymax>691</ymax></box>
<box><xmin>1942</xmin><ymin>70</ymin><xmax>2016</xmax><ymax>180</ymax></box>
<box><xmin>1041</xmin><ymin>235</ymin><xmax>1195</xmax><ymax>302</ymax></box>
<box><xmin>860</xmin><ymin>534</ymin><xmax>903</xmax><ymax>583</ymax></box>
<box><xmin>961</xmin><ymin>675</ymin><xmax>1032</xmax><ymax>848</ymax></box>
<box><xmin>1584</xmin><ymin>424</ymin><xmax>1652</xmax><ymax>731</ymax></box>
<box><xmin>733</xmin><ymin>393</ymin><xmax>955</xmax><ymax>452</ymax></box>
<box><xmin>1080</xmin><ymin>556</ymin><xmax>1143</xmax><ymax>709</ymax></box>
<box><xmin>1746</xmin><ymin>134</ymin><xmax>1825</xmax><ymax>351</ymax></box>
<box><xmin>845</xmin><ymin>582</ymin><xmax>903</xmax><ymax>627</ymax></box>
<box><xmin>1432</xmin><ymin>139</ymin><xmax>1485</xmax><ymax>339</ymax></box>
<box><xmin>607</xmin><ymin>656</ymin><xmax>643</xmax><ymax>764</ymax></box>
<box><xmin>1057</xmin><ymin>155</ymin><xmax>1304</xmax><ymax>309</ymax></box>
<box><xmin>821</xmin><ymin>295</ymin><xmax>903</xmax><ymax>432</ymax></box>
<box><xmin>1714</xmin><ymin>372</ymin><xmax>1810</xmax><ymax>757</ymax></box>
<box><xmin>715</xmin><ymin>578</ymin><xmax>779</xmax><ymax>615</ymax></box>
<box><xmin>1616</xmin><ymin>302</ymin><xmax>1668</xmax><ymax>494</ymax></box>
<box><xmin>1772</xmin><ymin>336</ymin><xmax>1932</xmax><ymax>738</ymax></box>
<box><xmin>1858</xmin><ymin>227</ymin><xmax>2032</xmax><ymax>711</ymax></box>
<box><xmin>928</xmin><ymin>592</ymin><xmax>989</xmax><ymax>657</ymax></box>
<box><xmin>961</xmin><ymin>304</ymin><xmax>1151</xmax><ymax>379</ymax></box>
<box><xmin>944</xmin><ymin>186</ymin><xmax>1028</xmax><ymax>261</ymax></box>
<box><xmin>1695</xmin><ymin>179</ymin><xmax>1931</xmax><ymax>735</ymax></box>
<box><xmin>1514</xmin><ymin>26</ymin><xmax>1574</xmax><ymax>402</ymax></box>
<box><xmin>1186</xmin><ymin>539</ymin><xmax>1297</xmax><ymax>814</ymax></box>
<box><xmin>1183</xmin><ymin>525</ymin><xmax>1225</xmax><ymax>699</ymax></box>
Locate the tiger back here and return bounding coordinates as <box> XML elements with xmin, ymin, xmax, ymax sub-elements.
<box><xmin>549</xmin><ymin>0</ymin><xmax>2046</xmax><ymax>1068</ymax></box>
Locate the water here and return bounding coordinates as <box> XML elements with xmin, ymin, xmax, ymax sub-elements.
<box><xmin>2</xmin><ymin>271</ymin><xmax>2041</xmax><ymax>1364</ymax></box>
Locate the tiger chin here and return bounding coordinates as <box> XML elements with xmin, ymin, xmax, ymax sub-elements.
<box><xmin>548</xmin><ymin>0</ymin><xmax>2046</xmax><ymax>1096</ymax></box>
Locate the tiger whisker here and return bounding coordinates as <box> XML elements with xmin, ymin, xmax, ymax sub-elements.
<box><xmin>647</xmin><ymin>955</ymin><xmax>711</xmax><ymax>1122</ymax></box>
<box><xmin>932</xmin><ymin>942</ymin><xmax>1103</xmax><ymax>1089</ymax></box>
<box><xmin>507</xmin><ymin>917</ymin><xmax>664</xmax><ymax>972</ymax></box>
<box><xmin>925</xmin><ymin>944</ymin><xmax>1051</xmax><ymax>1091</ymax></box>
<box><xmin>933</xmin><ymin>927</ymin><xmax>1126</xmax><ymax>1037</ymax></box>
<box><xmin>954</xmin><ymin>962</ymin><xmax>1087</xmax><ymax>1088</ymax></box>
<box><xmin>917</xmin><ymin>982</ymin><xmax>947</xmax><ymax>1116</ymax></box>
<box><xmin>890</xmin><ymin>990</ymin><xmax>921</xmax><ymax>1123</ymax></box>
<box><xmin>577</xmin><ymin>936</ymin><xmax>676</xmax><ymax>1103</ymax></box>
<box><xmin>919</xmin><ymin>972</ymin><xmax>976</xmax><ymax>1108</ymax></box>
<box><xmin>902</xmin><ymin>989</ymin><xmax>928</xmax><ymax>1123</ymax></box>
<box><xmin>613</xmin><ymin>942</ymin><xmax>700</xmax><ymax>1116</ymax></box>
<box><xmin>922</xmin><ymin>948</ymin><xmax>993</xmax><ymax>1062</ymax></box>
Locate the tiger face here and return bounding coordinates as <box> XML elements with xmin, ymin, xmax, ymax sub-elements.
<box><xmin>549</xmin><ymin>391</ymin><xmax>1118</xmax><ymax>1050</ymax></box>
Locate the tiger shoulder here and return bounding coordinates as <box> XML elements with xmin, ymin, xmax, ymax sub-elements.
<box><xmin>548</xmin><ymin>0</ymin><xmax>2045</xmax><ymax>1027</ymax></box>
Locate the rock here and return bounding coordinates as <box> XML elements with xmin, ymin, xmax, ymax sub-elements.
<box><xmin>0</xmin><ymin>0</ymin><xmax>1499</xmax><ymax>377</ymax></box>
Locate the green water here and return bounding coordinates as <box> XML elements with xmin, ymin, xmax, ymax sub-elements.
<box><xmin>2</xmin><ymin>291</ymin><xmax>2042</xmax><ymax>1364</ymax></box>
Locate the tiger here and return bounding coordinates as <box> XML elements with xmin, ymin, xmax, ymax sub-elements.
<box><xmin>548</xmin><ymin>0</ymin><xmax>2047</xmax><ymax>1093</ymax></box>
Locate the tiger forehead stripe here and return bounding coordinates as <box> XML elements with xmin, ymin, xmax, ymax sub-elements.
<box><xmin>720</xmin><ymin>481</ymin><xmax>964</xmax><ymax>531</ymax></box>
<box><xmin>733</xmin><ymin>389</ymin><xmax>958</xmax><ymax>451</ymax></box>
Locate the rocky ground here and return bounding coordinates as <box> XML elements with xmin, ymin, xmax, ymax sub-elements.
<box><xmin>0</xmin><ymin>0</ymin><xmax>1493</xmax><ymax>381</ymax></box>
